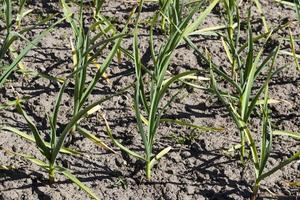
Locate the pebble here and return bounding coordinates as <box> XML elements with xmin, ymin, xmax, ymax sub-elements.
<box><xmin>291</xmin><ymin>160</ymin><xmax>299</xmax><ymax>170</ymax></box>
<box><xmin>196</xmin><ymin>171</ymin><xmax>209</xmax><ymax>181</ymax></box>
<box><xmin>115</xmin><ymin>157</ymin><xmax>124</xmax><ymax>168</ymax></box>
<box><xmin>163</xmin><ymin>183</ymin><xmax>177</xmax><ymax>200</ymax></box>
<box><xmin>24</xmin><ymin>178</ymin><xmax>32</xmax><ymax>185</ymax></box>
<box><xmin>180</xmin><ymin>151</ymin><xmax>191</xmax><ymax>159</ymax></box>
<box><xmin>185</xmin><ymin>185</ymin><xmax>195</xmax><ymax>195</ymax></box>
<box><xmin>169</xmin><ymin>152</ymin><xmax>180</xmax><ymax>163</ymax></box>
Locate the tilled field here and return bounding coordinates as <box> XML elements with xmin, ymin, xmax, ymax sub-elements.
<box><xmin>0</xmin><ymin>1</ymin><xmax>299</xmax><ymax>199</ymax></box>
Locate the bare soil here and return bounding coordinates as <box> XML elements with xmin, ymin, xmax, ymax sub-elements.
<box><xmin>0</xmin><ymin>1</ymin><xmax>299</xmax><ymax>199</ymax></box>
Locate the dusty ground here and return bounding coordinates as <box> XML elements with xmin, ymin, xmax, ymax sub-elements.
<box><xmin>0</xmin><ymin>0</ymin><xmax>299</xmax><ymax>199</ymax></box>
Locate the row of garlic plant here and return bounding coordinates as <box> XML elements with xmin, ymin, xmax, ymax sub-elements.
<box><xmin>209</xmin><ymin>1</ymin><xmax>300</xmax><ymax>199</ymax></box>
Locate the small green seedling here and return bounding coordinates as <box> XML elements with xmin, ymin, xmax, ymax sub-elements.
<box><xmin>0</xmin><ymin>81</ymin><xmax>122</xmax><ymax>200</ymax></box>
<box><xmin>60</xmin><ymin>0</ymin><xmax>132</xmax><ymax>134</ymax></box>
<box><xmin>210</xmin><ymin>12</ymin><xmax>284</xmax><ymax>162</ymax></box>
<box><xmin>0</xmin><ymin>0</ymin><xmax>63</xmax><ymax>87</ymax></box>
<box><xmin>210</xmin><ymin>13</ymin><xmax>300</xmax><ymax>199</ymax></box>
<box><xmin>107</xmin><ymin>0</ymin><xmax>220</xmax><ymax>180</ymax></box>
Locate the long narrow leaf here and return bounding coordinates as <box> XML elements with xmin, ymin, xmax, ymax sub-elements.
<box><xmin>100</xmin><ymin>113</ymin><xmax>145</xmax><ymax>160</ymax></box>
<box><xmin>77</xmin><ymin>126</ymin><xmax>116</xmax><ymax>153</ymax></box>
<box><xmin>15</xmin><ymin>101</ymin><xmax>50</xmax><ymax>159</ymax></box>
<box><xmin>50</xmin><ymin>84</ymin><xmax>132</xmax><ymax>164</ymax></box>
<box><xmin>56</xmin><ymin>166</ymin><xmax>100</xmax><ymax>200</ymax></box>
<box><xmin>257</xmin><ymin>149</ymin><xmax>300</xmax><ymax>183</ymax></box>
<box><xmin>0</xmin><ymin>126</ymin><xmax>80</xmax><ymax>155</ymax></box>
<box><xmin>273</xmin><ymin>130</ymin><xmax>300</xmax><ymax>140</ymax></box>
<box><xmin>51</xmin><ymin>81</ymin><xmax>68</xmax><ymax>149</ymax></box>
<box><xmin>258</xmin><ymin>85</ymin><xmax>272</xmax><ymax>176</ymax></box>
<box><xmin>0</xmin><ymin>16</ymin><xmax>69</xmax><ymax>87</ymax></box>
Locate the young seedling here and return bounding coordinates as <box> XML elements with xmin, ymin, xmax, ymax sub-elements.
<box><xmin>0</xmin><ymin>0</ymin><xmax>63</xmax><ymax>87</ymax></box>
<box><xmin>208</xmin><ymin>11</ymin><xmax>289</xmax><ymax>163</ymax></box>
<box><xmin>210</xmin><ymin>14</ymin><xmax>300</xmax><ymax>199</ymax></box>
<box><xmin>0</xmin><ymin>80</ymin><xmax>130</xmax><ymax>199</ymax></box>
<box><xmin>60</xmin><ymin>0</ymin><xmax>132</xmax><ymax>134</ymax></box>
<box><xmin>107</xmin><ymin>0</ymin><xmax>220</xmax><ymax>180</ymax></box>
<box><xmin>212</xmin><ymin>70</ymin><xmax>300</xmax><ymax>199</ymax></box>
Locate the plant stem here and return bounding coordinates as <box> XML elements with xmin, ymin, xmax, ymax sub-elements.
<box><xmin>49</xmin><ymin>166</ymin><xmax>55</xmax><ymax>183</ymax></box>
<box><xmin>146</xmin><ymin>160</ymin><xmax>152</xmax><ymax>180</ymax></box>
<box><xmin>251</xmin><ymin>182</ymin><xmax>260</xmax><ymax>200</ymax></box>
<box><xmin>70</xmin><ymin>124</ymin><xmax>77</xmax><ymax>135</ymax></box>
<box><xmin>240</xmin><ymin>128</ymin><xmax>246</xmax><ymax>164</ymax></box>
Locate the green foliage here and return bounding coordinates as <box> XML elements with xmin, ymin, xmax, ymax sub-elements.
<box><xmin>0</xmin><ymin>0</ymin><xmax>58</xmax><ymax>87</ymax></box>
<box><xmin>60</xmin><ymin>0</ymin><xmax>129</xmax><ymax>130</ymax></box>
<box><xmin>107</xmin><ymin>0</ymin><xmax>220</xmax><ymax>180</ymax></box>
<box><xmin>210</xmin><ymin>11</ymin><xmax>300</xmax><ymax>200</ymax></box>
<box><xmin>1</xmin><ymin>81</ymin><xmax>109</xmax><ymax>199</ymax></box>
<box><xmin>0</xmin><ymin>1</ymin><xmax>299</xmax><ymax>199</ymax></box>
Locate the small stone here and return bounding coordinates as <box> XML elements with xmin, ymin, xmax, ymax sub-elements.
<box><xmin>186</xmin><ymin>186</ymin><xmax>195</xmax><ymax>195</ymax></box>
<box><xmin>115</xmin><ymin>157</ymin><xmax>124</xmax><ymax>168</ymax></box>
<box><xmin>196</xmin><ymin>171</ymin><xmax>209</xmax><ymax>181</ymax></box>
<box><xmin>40</xmin><ymin>66</ymin><xmax>46</xmax><ymax>72</ymax></box>
<box><xmin>163</xmin><ymin>183</ymin><xmax>178</xmax><ymax>200</ymax></box>
<box><xmin>291</xmin><ymin>160</ymin><xmax>299</xmax><ymax>170</ymax></box>
<box><xmin>24</xmin><ymin>178</ymin><xmax>32</xmax><ymax>184</ymax></box>
<box><xmin>180</xmin><ymin>151</ymin><xmax>191</xmax><ymax>159</ymax></box>
<box><xmin>185</xmin><ymin>157</ymin><xmax>195</xmax><ymax>166</ymax></box>
<box><xmin>169</xmin><ymin>152</ymin><xmax>180</xmax><ymax>163</ymax></box>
